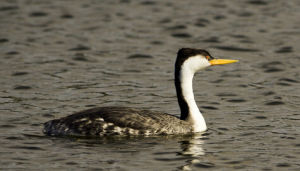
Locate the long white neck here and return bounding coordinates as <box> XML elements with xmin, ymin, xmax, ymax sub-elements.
<box><xmin>179</xmin><ymin>62</ymin><xmax>207</xmax><ymax>132</ymax></box>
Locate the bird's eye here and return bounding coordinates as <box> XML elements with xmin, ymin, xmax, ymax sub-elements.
<box><xmin>206</xmin><ymin>56</ymin><xmax>210</xmax><ymax>60</ymax></box>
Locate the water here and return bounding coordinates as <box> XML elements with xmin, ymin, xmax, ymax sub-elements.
<box><xmin>0</xmin><ymin>0</ymin><xmax>300</xmax><ymax>170</ymax></box>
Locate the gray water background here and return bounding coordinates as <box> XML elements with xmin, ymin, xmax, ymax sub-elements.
<box><xmin>0</xmin><ymin>0</ymin><xmax>300</xmax><ymax>170</ymax></box>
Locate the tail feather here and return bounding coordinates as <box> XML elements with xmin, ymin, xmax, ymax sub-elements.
<box><xmin>43</xmin><ymin>120</ymin><xmax>67</xmax><ymax>136</ymax></box>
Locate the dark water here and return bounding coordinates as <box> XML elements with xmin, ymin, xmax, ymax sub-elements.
<box><xmin>1</xmin><ymin>0</ymin><xmax>300</xmax><ymax>170</ymax></box>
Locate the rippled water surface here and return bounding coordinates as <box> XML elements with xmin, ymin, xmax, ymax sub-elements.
<box><xmin>1</xmin><ymin>0</ymin><xmax>300</xmax><ymax>170</ymax></box>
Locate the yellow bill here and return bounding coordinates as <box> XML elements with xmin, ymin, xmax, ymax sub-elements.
<box><xmin>209</xmin><ymin>59</ymin><xmax>238</xmax><ymax>65</ymax></box>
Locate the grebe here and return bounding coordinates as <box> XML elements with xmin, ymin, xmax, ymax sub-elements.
<box><xmin>43</xmin><ymin>48</ymin><xmax>238</xmax><ymax>136</ymax></box>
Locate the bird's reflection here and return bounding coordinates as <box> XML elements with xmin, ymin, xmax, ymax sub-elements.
<box><xmin>179</xmin><ymin>133</ymin><xmax>213</xmax><ymax>170</ymax></box>
<box><xmin>180</xmin><ymin>133</ymin><xmax>205</xmax><ymax>157</ymax></box>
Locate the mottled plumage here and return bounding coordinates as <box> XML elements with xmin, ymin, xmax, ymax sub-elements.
<box><xmin>44</xmin><ymin>107</ymin><xmax>193</xmax><ymax>136</ymax></box>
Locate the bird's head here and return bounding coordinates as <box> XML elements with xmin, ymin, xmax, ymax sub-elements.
<box><xmin>176</xmin><ymin>48</ymin><xmax>238</xmax><ymax>73</ymax></box>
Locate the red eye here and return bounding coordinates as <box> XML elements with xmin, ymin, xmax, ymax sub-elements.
<box><xmin>206</xmin><ymin>56</ymin><xmax>210</xmax><ymax>60</ymax></box>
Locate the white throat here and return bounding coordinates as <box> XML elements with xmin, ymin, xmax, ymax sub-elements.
<box><xmin>180</xmin><ymin>56</ymin><xmax>209</xmax><ymax>132</ymax></box>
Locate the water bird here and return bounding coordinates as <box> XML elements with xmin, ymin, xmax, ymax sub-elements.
<box><xmin>43</xmin><ymin>48</ymin><xmax>238</xmax><ymax>136</ymax></box>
